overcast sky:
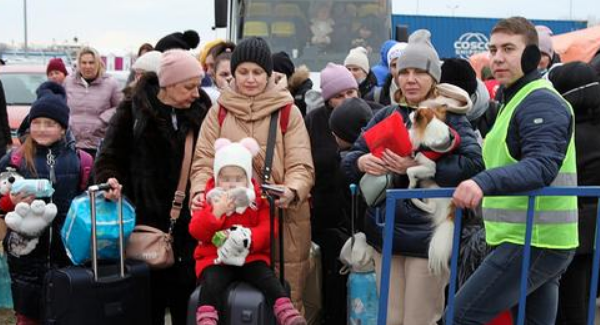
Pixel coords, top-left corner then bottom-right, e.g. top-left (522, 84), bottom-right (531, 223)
top-left (1, 0), bottom-right (598, 54)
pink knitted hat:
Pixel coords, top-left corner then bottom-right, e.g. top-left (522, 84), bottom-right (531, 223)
top-left (536, 25), bottom-right (554, 58)
top-left (320, 63), bottom-right (358, 101)
top-left (158, 50), bottom-right (205, 87)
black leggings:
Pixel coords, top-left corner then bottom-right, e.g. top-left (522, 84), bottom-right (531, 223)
top-left (198, 261), bottom-right (287, 311)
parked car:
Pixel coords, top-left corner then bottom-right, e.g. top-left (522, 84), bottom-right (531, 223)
top-left (0, 65), bottom-right (47, 145)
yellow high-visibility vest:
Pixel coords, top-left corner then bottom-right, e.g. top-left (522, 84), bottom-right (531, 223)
top-left (482, 79), bottom-right (578, 249)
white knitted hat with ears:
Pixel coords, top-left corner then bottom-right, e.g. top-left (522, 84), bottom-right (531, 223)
top-left (213, 138), bottom-right (260, 201)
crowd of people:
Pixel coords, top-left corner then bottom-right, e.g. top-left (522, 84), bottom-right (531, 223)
top-left (0, 15), bottom-right (600, 325)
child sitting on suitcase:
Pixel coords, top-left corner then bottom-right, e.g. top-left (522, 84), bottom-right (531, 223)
top-left (0, 82), bottom-right (89, 325)
top-left (189, 137), bottom-right (306, 325)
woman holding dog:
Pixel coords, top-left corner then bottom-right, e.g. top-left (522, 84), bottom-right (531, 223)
top-left (189, 37), bottom-right (314, 315)
top-left (94, 49), bottom-right (211, 325)
top-left (342, 29), bottom-right (483, 325)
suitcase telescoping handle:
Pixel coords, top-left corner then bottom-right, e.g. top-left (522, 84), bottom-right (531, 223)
top-left (88, 183), bottom-right (126, 281)
top-left (262, 186), bottom-right (285, 286)
top-left (350, 184), bottom-right (358, 244)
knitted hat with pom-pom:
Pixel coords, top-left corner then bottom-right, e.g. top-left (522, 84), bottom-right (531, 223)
top-left (397, 29), bottom-right (441, 82)
top-left (155, 30), bottom-right (200, 52)
top-left (30, 81), bottom-right (70, 128)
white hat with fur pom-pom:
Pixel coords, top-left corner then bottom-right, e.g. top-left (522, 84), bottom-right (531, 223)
top-left (213, 137), bottom-right (260, 199)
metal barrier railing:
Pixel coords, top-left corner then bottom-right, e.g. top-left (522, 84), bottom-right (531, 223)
top-left (377, 186), bottom-right (600, 325)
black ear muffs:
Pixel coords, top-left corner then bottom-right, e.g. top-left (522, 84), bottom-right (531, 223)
top-left (521, 45), bottom-right (541, 75)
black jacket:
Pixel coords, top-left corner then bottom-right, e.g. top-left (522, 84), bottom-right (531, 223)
top-left (95, 73), bottom-right (209, 265)
top-left (470, 100), bottom-right (500, 138)
top-left (304, 104), bottom-right (349, 232)
top-left (0, 80), bottom-right (10, 156)
top-left (359, 71), bottom-right (378, 100)
top-left (568, 78), bottom-right (600, 254)
top-left (364, 74), bottom-right (393, 107)
top-left (288, 66), bottom-right (313, 117)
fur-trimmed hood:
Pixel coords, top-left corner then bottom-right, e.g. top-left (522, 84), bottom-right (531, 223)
top-left (129, 72), bottom-right (209, 136)
top-left (288, 65), bottom-right (311, 93)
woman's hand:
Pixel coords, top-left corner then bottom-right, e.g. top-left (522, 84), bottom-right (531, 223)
top-left (190, 192), bottom-right (206, 212)
top-left (212, 192), bottom-right (235, 219)
top-left (357, 153), bottom-right (388, 176)
top-left (9, 191), bottom-right (35, 205)
top-left (381, 149), bottom-right (418, 174)
top-left (275, 186), bottom-right (296, 209)
top-left (104, 178), bottom-right (122, 201)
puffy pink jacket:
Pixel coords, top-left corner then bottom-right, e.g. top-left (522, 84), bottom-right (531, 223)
top-left (65, 72), bottom-right (122, 150)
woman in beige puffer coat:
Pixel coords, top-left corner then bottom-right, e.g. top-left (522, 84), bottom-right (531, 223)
top-left (189, 37), bottom-right (314, 313)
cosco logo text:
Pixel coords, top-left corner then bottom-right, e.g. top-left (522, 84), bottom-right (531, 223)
top-left (454, 32), bottom-right (489, 58)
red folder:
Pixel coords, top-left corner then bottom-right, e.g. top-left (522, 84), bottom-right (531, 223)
top-left (363, 111), bottom-right (413, 158)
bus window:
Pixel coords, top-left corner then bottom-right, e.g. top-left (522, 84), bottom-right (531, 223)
top-left (238, 0), bottom-right (391, 73)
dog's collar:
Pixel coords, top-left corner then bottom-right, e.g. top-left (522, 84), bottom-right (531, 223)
top-left (415, 128), bottom-right (460, 161)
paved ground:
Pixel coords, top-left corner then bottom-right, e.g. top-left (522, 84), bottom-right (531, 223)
top-left (0, 308), bottom-right (15, 324)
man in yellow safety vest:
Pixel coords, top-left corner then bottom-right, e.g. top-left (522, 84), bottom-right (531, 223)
top-left (449, 16), bottom-right (577, 324)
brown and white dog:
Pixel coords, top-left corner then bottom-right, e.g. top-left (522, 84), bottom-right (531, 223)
top-left (407, 105), bottom-right (460, 276)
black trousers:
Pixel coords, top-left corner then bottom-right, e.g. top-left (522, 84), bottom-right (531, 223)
top-left (556, 254), bottom-right (593, 325)
top-left (149, 259), bottom-right (197, 325)
top-left (198, 261), bottom-right (287, 311)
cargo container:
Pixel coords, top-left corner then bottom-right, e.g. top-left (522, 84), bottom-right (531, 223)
top-left (391, 14), bottom-right (587, 59)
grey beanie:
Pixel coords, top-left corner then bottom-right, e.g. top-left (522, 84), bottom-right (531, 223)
top-left (396, 29), bottom-right (441, 82)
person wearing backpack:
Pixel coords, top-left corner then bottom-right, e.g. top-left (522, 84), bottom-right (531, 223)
top-left (0, 82), bottom-right (90, 325)
top-left (189, 37), bottom-right (314, 313)
top-left (94, 50), bottom-right (210, 325)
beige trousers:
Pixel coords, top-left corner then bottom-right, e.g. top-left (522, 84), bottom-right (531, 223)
top-left (374, 251), bottom-right (449, 325)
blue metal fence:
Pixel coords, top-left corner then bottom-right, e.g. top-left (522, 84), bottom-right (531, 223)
top-left (377, 186), bottom-right (600, 325)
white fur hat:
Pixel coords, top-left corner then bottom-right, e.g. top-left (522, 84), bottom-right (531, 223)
top-left (344, 46), bottom-right (370, 73)
top-left (386, 42), bottom-right (407, 67)
top-left (132, 50), bottom-right (162, 73)
top-left (213, 138), bottom-right (260, 194)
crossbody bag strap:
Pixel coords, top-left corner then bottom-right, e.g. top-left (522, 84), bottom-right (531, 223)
top-left (170, 131), bottom-right (194, 224)
top-left (262, 109), bottom-right (280, 184)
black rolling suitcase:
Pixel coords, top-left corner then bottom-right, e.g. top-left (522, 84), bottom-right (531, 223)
top-left (186, 190), bottom-right (287, 325)
top-left (43, 184), bottom-right (151, 325)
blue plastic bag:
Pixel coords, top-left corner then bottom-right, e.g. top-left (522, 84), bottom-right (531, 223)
top-left (348, 271), bottom-right (378, 325)
top-left (61, 192), bottom-right (136, 265)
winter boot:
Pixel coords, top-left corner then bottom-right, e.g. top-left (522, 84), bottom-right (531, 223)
top-left (273, 297), bottom-right (307, 325)
top-left (196, 305), bottom-right (218, 325)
